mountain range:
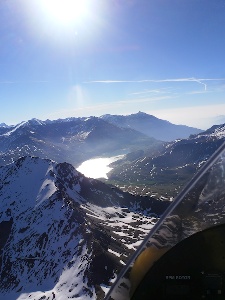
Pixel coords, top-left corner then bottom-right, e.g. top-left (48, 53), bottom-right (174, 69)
top-left (0, 156), bottom-right (168, 300)
top-left (0, 115), bottom-right (160, 167)
top-left (107, 122), bottom-right (225, 198)
top-left (0, 112), bottom-right (202, 168)
top-left (100, 111), bottom-right (202, 141)
top-left (0, 112), bottom-right (224, 299)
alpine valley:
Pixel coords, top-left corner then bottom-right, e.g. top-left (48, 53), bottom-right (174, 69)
top-left (1, 112), bottom-right (225, 300)
top-left (0, 112), bottom-right (201, 167)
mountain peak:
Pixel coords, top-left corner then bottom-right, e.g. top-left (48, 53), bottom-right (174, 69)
top-left (133, 111), bottom-right (157, 119)
top-left (101, 112), bottom-right (202, 141)
top-left (0, 122), bottom-right (9, 128)
top-left (26, 118), bottom-right (44, 126)
top-left (0, 156), bottom-right (168, 299)
top-left (137, 111), bottom-right (148, 115)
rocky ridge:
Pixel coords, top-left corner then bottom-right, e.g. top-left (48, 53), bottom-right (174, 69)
top-left (0, 156), bottom-right (169, 300)
top-left (107, 124), bottom-right (225, 198)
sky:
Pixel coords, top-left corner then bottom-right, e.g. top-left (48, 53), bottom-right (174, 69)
top-left (1, 0), bottom-right (225, 129)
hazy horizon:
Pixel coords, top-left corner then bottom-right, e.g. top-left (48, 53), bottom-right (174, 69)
top-left (2, 110), bottom-right (223, 131)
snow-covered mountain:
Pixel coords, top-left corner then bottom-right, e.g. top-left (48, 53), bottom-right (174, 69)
top-left (108, 125), bottom-right (225, 198)
top-left (196, 123), bottom-right (225, 139)
top-left (100, 111), bottom-right (202, 141)
top-left (0, 156), bottom-right (169, 300)
top-left (0, 116), bottom-right (159, 167)
top-left (0, 112), bottom-right (203, 167)
top-left (0, 114), bottom-right (224, 299)
top-left (0, 123), bottom-right (10, 128)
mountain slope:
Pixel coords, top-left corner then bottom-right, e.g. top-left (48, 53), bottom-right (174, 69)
top-left (101, 111), bottom-right (202, 141)
top-left (0, 157), bottom-right (95, 299)
top-left (107, 125), bottom-right (225, 198)
top-left (0, 117), bottom-right (159, 167)
top-left (0, 157), bottom-right (169, 300)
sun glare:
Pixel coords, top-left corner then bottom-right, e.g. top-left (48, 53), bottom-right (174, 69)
top-left (40, 0), bottom-right (88, 25)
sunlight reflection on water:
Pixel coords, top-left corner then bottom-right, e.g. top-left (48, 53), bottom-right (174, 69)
top-left (77, 155), bottom-right (124, 179)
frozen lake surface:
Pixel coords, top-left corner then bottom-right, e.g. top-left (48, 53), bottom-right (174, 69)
top-left (77, 155), bottom-right (124, 179)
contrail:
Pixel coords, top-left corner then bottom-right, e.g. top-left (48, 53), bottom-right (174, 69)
top-left (85, 77), bottom-right (225, 92)
top-left (193, 78), bottom-right (207, 91)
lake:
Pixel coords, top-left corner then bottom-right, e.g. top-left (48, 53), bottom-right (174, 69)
top-left (77, 155), bottom-right (124, 179)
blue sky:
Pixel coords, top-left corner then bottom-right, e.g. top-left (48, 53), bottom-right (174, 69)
top-left (1, 0), bottom-right (225, 129)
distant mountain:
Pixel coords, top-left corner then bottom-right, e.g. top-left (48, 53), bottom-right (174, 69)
top-left (0, 116), bottom-right (160, 167)
top-left (196, 122), bottom-right (225, 138)
top-left (108, 124), bottom-right (225, 198)
top-left (101, 111), bottom-right (202, 141)
top-left (0, 113), bottom-right (202, 168)
top-left (0, 123), bottom-right (9, 128)
top-left (0, 156), bottom-right (169, 300)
